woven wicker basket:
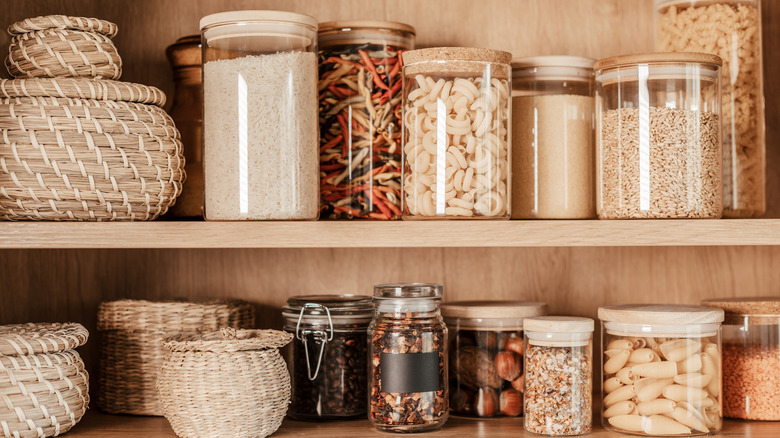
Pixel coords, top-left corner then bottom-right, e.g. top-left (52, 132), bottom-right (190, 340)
top-left (0, 77), bottom-right (185, 220)
top-left (158, 328), bottom-right (292, 438)
top-left (6, 15), bottom-right (122, 80)
top-left (0, 323), bottom-right (89, 438)
top-left (97, 299), bottom-right (255, 416)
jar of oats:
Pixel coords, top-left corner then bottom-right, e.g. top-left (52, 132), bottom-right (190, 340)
top-left (657, 0), bottom-right (765, 218)
top-left (595, 53), bottom-right (723, 219)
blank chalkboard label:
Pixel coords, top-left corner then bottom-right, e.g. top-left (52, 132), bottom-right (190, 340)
top-left (380, 352), bottom-right (439, 393)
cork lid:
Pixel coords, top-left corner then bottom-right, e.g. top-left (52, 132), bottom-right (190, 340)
top-left (442, 301), bottom-right (547, 319)
top-left (702, 297), bottom-right (780, 324)
top-left (319, 20), bottom-right (415, 35)
top-left (599, 304), bottom-right (725, 325)
top-left (594, 52), bottom-right (722, 71)
top-left (524, 316), bottom-right (594, 334)
top-left (402, 47), bottom-right (512, 66)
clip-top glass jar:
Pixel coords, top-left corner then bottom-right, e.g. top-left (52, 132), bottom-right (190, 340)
top-left (200, 11), bottom-right (319, 220)
top-left (368, 283), bottom-right (448, 432)
top-left (282, 295), bottom-right (373, 420)
top-left (511, 56), bottom-right (596, 219)
top-left (442, 301), bottom-right (547, 417)
top-left (702, 297), bottom-right (780, 420)
top-left (656, 0), bottom-right (765, 218)
top-left (318, 21), bottom-right (415, 220)
top-left (598, 304), bottom-right (725, 436)
top-left (401, 48), bottom-right (512, 219)
top-left (595, 53), bottom-right (723, 219)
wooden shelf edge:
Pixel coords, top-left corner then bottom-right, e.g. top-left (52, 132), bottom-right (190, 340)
top-left (0, 219), bottom-right (779, 249)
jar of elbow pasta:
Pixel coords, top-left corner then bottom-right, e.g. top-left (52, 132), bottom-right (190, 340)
top-left (401, 47), bottom-right (512, 219)
top-left (656, 0), bottom-right (765, 218)
top-left (598, 304), bottom-right (725, 436)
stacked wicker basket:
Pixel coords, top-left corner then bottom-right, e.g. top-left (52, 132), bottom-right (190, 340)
top-left (0, 15), bottom-right (185, 220)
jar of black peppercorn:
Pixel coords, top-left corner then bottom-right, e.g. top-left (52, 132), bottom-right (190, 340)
top-left (368, 283), bottom-right (448, 432)
top-left (282, 295), bottom-right (373, 420)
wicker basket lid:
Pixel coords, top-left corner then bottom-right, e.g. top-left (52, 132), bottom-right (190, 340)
top-left (0, 78), bottom-right (167, 106)
top-left (162, 328), bottom-right (292, 353)
top-left (0, 322), bottom-right (88, 355)
top-left (97, 299), bottom-right (254, 331)
top-left (8, 15), bottom-right (118, 37)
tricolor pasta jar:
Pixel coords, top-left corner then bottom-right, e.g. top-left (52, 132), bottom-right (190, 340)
top-left (401, 47), bottom-right (512, 219)
top-left (598, 304), bottom-right (725, 436)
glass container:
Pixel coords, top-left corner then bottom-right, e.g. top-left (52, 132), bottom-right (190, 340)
top-left (368, 283), bottom-right (448, 432)
top-left (442, 301), bottom-right (547, 417)
top-left (598, 304), bottom-right (725, 436)
top-left (318, 21), bottom-right (415, 220)
top-left (401, 47), bottom-right (512, 219)
top-left (200, 11), bottom-right (319, 220)
top-left (656, 0), bottom-right (765, 218)
top-left (282, 295), bottom-right (373, 420)
top-left (595, 52), bottom-right (723, 219)
top-left (511, 56), bottom-right (595, 219)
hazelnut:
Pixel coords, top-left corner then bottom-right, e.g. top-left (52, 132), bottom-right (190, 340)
top-left (474, 387), bottom-right (498, 417)
top-left (494, 351), bottom-right (522, 381)
top-left (511, 375), bottom-right (525, 392)
top-left (499, 388), bottom-right (523, 417)
top-left (504, 335), bottom-right (524, 355)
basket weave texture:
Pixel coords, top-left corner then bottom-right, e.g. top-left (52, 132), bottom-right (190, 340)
top-left (96, 299), bottom-right (255, 416)
top-left (6, 15), bottom-right (121, 79)
top-left (0, 323), bottom-right (89, 438)
top-left (158, 329), bottom-right (293, 438)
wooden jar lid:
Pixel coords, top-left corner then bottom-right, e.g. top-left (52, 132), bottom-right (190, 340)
top-left (524, 316), bottom-right (595, 334)
top-left (442, 301), bottom-right (547, 319)
top-left (599, 304), bottom-right (725, 325)
top-left (594, 52), bottom-right (722, 71)
top-left (402, 47), bottom-right (512, 66)
top-left (319, 20), bottom-right (415, 35)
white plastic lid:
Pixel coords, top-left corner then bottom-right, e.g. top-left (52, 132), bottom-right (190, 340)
top-left (524, 316), bottom-right (595, 334)
top-left (200, 10), bottom-right (317, 30)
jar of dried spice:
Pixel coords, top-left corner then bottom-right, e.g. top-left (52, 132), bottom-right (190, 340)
top-left (368, 283), bottom-right (448, 432)
top-left (442, 301), bottom-right (547, 417)
top-left (401, 48), bottom-right (512, 219)
top-left (595, 53), bottom-right (723, 219)
top-left (656, 0), bottom-right (765, 218)
top-left (702, 297), bottom-right (780, 421)
top-left (511, 56), bottom-right (596, 219)
top-left (318, 21), bottom-right (415, 220)
top-left (598, 304), bottom-right (724, 436)
top-left (282, 295), bottom-right (373, 420)
top-left (523, 316), bottom-right (594, 436)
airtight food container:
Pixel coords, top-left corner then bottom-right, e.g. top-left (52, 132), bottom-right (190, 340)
top-left (598, 304), bottom-right (724, 436)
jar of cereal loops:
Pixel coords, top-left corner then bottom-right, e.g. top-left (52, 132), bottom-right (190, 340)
top-left (598, 304), bottom-right (724, 436)
top-left (656, 0), bottom-right (765, 218)
top-left (401, 48), bottom-right (512, 219)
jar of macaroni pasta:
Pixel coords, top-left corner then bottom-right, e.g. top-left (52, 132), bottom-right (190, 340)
top-left (401, 47), bottom-right (512, 220)
top-left (595, 53), bottom-right (723, 219)
top-left (656, 0), bottom-right (765, 218)
top-left (200, 11), bottom-right (319, 220)
top-left (511, 56), bottom-right (595, 219)
top-left (442, 301), bottom-right (547, 417)
top-left (598, 304), bottom-right (724, 436)
top-left (702, 297), bottom-right (780, 420)
top-left (523, 316), bottom-right (594, 436)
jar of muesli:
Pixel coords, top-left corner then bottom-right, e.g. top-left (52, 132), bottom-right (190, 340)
top-left (523, 316), bottom-right (594, 436)
top-left (368, 283), bottom-right (448, 432)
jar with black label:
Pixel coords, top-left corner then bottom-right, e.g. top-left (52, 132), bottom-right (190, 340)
top-left (368, 283), bottom-right (448, 432)
top-left (282, 295), bottom-right (373, 420)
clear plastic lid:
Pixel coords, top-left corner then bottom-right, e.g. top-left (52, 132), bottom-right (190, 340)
top-left (599, 304), bottom-right (724, 337)
top-left (442, 301), bottom-right (547, 330)
top-left (373, 283), bottom-right (442, 313)
top-left (318, 20), bottom-right (415, 47)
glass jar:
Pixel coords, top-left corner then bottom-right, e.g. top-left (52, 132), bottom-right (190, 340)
top-left (401, 48), bottom-right (512, 219)
top-left (523, 316), bottom-right (594, 436)
top-left (200, 11), bottom-right (319, 220)
top-left (368, 283), bottom-right (448, 432)
top-left (165, 35), bottom-right (203, 218)
top-left (702, 297), bottom-right (780, 420)
top-left (511, 56), bottom-right (595, 219)
top-left (598, 304), bottom-right (725, 436)
top-left (442, 301), bottom-right (547, 417)
top-left (282, 295), bottom-right (373, 420)
top-left (595, 53), bottom-right (723, 219)
top-left (318, 21), bottom-right (415, 220)
top-left (656, 0), bottom-right (765, 218)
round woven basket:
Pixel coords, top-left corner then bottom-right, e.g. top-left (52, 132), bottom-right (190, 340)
top-left (96, 299), bottom-right (255, 416)
top-left (6, 15), bottom-right (122, 80)
top-left (0, 78), bottom-right (185, 221)
top-left (0, 323), bottom-right (89, 438)
top-left (158, 328), bottom-right (293, 438)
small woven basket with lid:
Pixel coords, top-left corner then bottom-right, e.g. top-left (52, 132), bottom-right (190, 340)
top-left (158, 328), bottom-right (292, 438)
top-left (6, 15), bottom-right (122, 80)
top-left (0, 323), bottom-right (90, 438)
top-left (97, 299), bottom-right (255, 416)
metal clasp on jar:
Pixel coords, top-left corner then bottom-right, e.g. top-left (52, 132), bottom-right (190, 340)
top-left (295, 303), bottom-right (334, 380)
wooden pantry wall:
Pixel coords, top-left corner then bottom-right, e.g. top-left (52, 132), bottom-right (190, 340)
top-left (1, 0), bottom-right (780, 369)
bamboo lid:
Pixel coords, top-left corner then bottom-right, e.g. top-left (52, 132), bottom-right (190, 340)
top-left (402, 47), bottom-right (512, 66)
top-left (442, 301), bottom-right (547, 319)
top-left (524, 316), bottom-right (594, 334)
top-left (702, 297), bottom-right (780, 324)
top-left (594, 52), bottom-right (722, 71)
top-left (319, 20), bottom-right (415, 35)
top-left (599, 304), bottom-right (724, 325)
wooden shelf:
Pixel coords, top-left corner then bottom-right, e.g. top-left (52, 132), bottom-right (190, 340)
top-left (0, 219), bottom-right (778, 249)
top-left (66, 412), bottom-right (778, 437)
